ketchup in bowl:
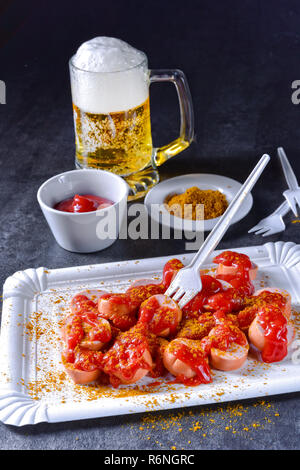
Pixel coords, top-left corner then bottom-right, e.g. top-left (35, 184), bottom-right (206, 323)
top-left (54, 194), bottom-right (114, 213)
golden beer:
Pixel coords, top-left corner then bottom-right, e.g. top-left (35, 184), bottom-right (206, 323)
top-left (69, 37), bottom-right (194, 198)
top-left (73, 97), bottom-right (152, 176)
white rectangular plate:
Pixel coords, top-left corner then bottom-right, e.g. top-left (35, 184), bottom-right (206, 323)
top-left (0, 241), bottom-right (300, 426)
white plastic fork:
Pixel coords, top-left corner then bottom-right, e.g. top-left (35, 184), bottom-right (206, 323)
top-left (277, 147), bottom-right (300, 217)
top-left (248, 200), bottom-right (290, 237)
top-left (165, 154), bottom-right (270, 309)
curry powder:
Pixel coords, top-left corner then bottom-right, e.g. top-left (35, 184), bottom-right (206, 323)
top-left (165, 186), bottom-right (228, 220)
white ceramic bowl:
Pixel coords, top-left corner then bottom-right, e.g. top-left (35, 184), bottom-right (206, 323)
top-left (37, 169), bottom-right (129, 253)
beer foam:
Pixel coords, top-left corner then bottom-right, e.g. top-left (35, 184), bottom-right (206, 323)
top-left (73, 37), bottom-right (145, 73)
top-left (70, 37), bottom-right (149, 113)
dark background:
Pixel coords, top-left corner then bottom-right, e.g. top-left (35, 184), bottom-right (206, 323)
top-left (0, 0), bottom-right (299, 450)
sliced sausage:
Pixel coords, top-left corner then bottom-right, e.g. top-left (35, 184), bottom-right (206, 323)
top-left (206, 323), bottom-right (249, 371)
top-left (112, 349), bottom-right (153, 384)
top-left (98, 293), bottom-right (135, 317)
top-left (126, 279), bottom-right (165, 307)
top-left (210, 342), bottom-right (249, 371)
top-left (62, 349), bottom-right (103, 385)
top-left (98, 293), bottom-right (137, 331)
top-left (61, 312), bottom-right (112, 351)
top-left (163, 338), bottom-right (211, 385)
top-left (162, 259), bottom-right (184, 289)
top-left (249, 314), bottom-right (295, 350)
top-left (248, 305), bottom-right (293, 363)
top-left (63, 365), bottom-right (101, 385)
top-left (102, 324), bottom-right (153, 386)
top-left (248, 315), bottom-right (265, 352)
top-left (138, 294), bottom-right (182, 337)
top-left (163, 339), bottom-right (197, 379)
top-left (216, 262), bottom-right (258, 281)
top-left (80, 317), bottom-right (112, 350)
top-left (254, 288), bottom-right (292, 319)
top-left (70, 290), bottom-right (107, 315)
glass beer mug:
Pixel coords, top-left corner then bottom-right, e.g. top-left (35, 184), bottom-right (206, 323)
top-left (69, 37), bottom-right (194, 199)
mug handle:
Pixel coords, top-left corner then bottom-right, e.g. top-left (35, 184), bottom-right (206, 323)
top-left (149, 69), bottom-right (194, 167)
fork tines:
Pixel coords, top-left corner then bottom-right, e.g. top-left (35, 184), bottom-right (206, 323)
top-left (248, 225), bottom-right (276, 237)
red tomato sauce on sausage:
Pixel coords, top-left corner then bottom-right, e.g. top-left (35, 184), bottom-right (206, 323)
top-left (98, 293), bottom-right (137, 331)
top-left (147, 335), bottom-right (168, 378)
top-left (214, 251), bottom-right (252, 278)
top-left (126, 283), bottom-right (165, 307)
top-left (63, 311), bottom-right (112, 349)
top-left (169, 341), bottom-right (212, 386)
top-left (207, 252), bottom-right (255, 312)
top-left (71, 294), bottom-right (98, 315)
top-left (182, 275), bottom-right (223, 318)
top-left (138, 296), bottom-right (179, 336)
top-left (162, 259), bottom-right (184, 288)
top-left (237, 305), bottom-right (259, 330)
top-left (201, 323), bottom-right (247, 356)
top-left (206, 287), bottom-right (245, 312)
top-left (54, 194), bottom-right (114, 213)
top-left (63, 348), bottom-right (104, 372)
top-left (237, 291), bottom-right (288, 330)
top-left (255, 291), bottom-right (287, 312)
top-left (256, 305), bottom-right (288, 363)
top-left (63, 314), bottom-right (84, 350)
top-left (102, 324), bottom-right (152, 387)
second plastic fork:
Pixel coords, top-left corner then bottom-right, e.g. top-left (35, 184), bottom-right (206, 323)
top-left (248, 200), bottom-right (290, 236)
top-left (277, 147), bottom-right (300, 217)
top-left (165, 154), bottom-right (271, 309)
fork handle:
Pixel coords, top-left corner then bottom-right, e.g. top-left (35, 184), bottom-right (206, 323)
top-left (277, 147), bottom-right (299, 191)
top-left (188, 154), bottom-right (270, 269)
top-left (272, 200), bottom-right (290, 216)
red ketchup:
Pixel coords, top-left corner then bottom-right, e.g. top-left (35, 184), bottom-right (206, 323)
top-left (214, 251), bottom-right (252, 276)
top-left (182, 275), bottom-right (223, 318)
top-left (61, 312), bottom-right (105, 372)
top-left (201, 322), bottom-right (247, 356)
top-left (63, 311), bottom-right (111, 350)
top-left (207, 251), bottom-right (255, 312)
top-left (256, 305), bottom-right (288, 363)
top-left (126, 283), bottom-right (165, 308)
top-left (71, 294), bottom-right (98, 315)
top-left (138, 295), bottom-right (179, 336)
top-left (102, 323), bottom-right (152, 388)
top-left (170, 341), bottom-right (212, 386)
top-left (63, 348), bottom-right (103, 372)
top-left (54, 194), bottom-right (114, 213)
top-left (162, 259), bottom-right (184, 288)
top-left (147, 335), bottom-right (168, 379)
top-left (98, 293), bottom-right (137, 331)
top-left (237, 291), bottom-right (287, 331)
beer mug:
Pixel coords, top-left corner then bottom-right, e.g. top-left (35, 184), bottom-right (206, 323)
top-left (69, 37), bottom-right (194, 199)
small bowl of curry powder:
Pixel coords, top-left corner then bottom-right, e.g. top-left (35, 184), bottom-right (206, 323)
top-left (165, 186), bottom-right (228, 221)
top-left (144, 173), bottom-right (253, 232)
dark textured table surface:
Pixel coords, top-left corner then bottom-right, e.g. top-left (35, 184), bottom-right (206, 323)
top-left (0, 0), bottom-right (300, 450)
